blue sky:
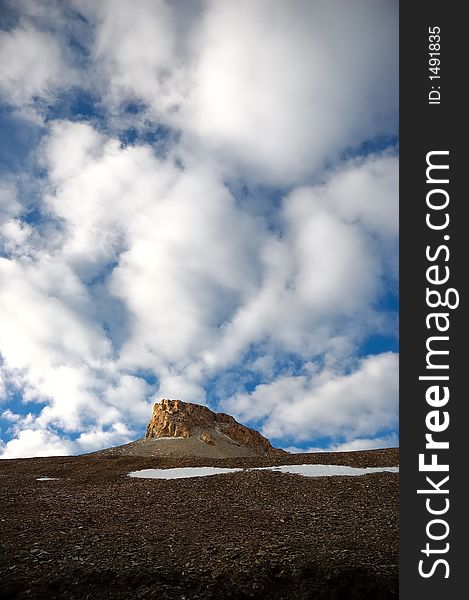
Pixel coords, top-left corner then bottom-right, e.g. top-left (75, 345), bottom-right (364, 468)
top-left (0, 0), bottom-right (398, 458)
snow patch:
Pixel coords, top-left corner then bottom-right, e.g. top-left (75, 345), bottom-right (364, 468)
top-left (36, 477), bottom-right (59, 481)
top-left (128, 464), bottom-right (398, 480)
top-left (129, 467), bottom-right (243, 479)
top-left (255, 464), bottom-right (399, 477)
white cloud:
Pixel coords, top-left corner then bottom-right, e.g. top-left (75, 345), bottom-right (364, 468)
top-left (109, 165), bottom-right (262, 367)
top-left (286, 433), bottom-right (399, 453)
top-left (0, 182), bottom-right (22, 222)
top-left (0, 253), bottom-right (135, 433)
top-left (41, 121), bottom-right (263, 363)
top-left (1, 409), bottom-right (19, 421)
top-left (179, 0), bottom-right (397, 183)
top-left (0, 427), bottom-right (73, 459)
top-left (205, 155), bottom-right (398, 369)
top-left (75, 0), bottom-right (397, 184)
top-left (222, 353), bottom-right (398, 444)
top-left (282, 154), bottom-right (398, 313)
top-left (324, 434), bottom-right (399, 452)
top-left (0, 23), bottom-right (70, 106)
top-left (0, 182), bottom-right (33, 255)
top-left (0, 419), bottom-right (135, 458)
top-left (73, 422), bottom-right (134, 453)
top-left (0, 256), bottom-right (110, 371)
top-left (84, 0), bottom-right (182, 113)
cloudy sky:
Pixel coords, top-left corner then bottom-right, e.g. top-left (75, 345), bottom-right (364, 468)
top-left (0, 0), bottom-right (398, 458)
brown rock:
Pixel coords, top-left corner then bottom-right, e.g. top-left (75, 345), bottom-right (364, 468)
top-left (199, 432), bottom-right (215, 446)
top-left (145, 399), bottom-right (284, 456)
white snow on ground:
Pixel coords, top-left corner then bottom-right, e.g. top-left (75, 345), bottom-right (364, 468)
top-left (128, 467), bottom-right (244, 479)
top-left (254, 464), bottom-right (399, 477)
top-left (151, 437), bottom-right (185, 441)
top-left (36, 477), bottom-right (59, 481)
top-left (128, 464), bottom-right (398, 480)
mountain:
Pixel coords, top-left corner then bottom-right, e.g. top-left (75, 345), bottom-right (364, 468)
top-left (99, 399), bottom-right (286, 459)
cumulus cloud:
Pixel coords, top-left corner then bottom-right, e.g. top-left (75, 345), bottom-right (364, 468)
top-left (0, 1), bottom-right (398, 457)
top-left (83, 0), bottom-right (182, 111)
top-left (286, 433), bottom-right (399, 454)
top-left (0, 427), bottom-right (73, 459)
top-left (179, 0), bottom-right (397, 183)
top-left (0, 182), bottom-right (32, 255)
top-left (75, 0), bottom-right (397, 184)
top-left (41, 121), bottom-right (263, 361)
top-left (0, 182), bottom-right (21, 222)
top-left (222, 353), bottom-right (398, 444)
top-left (0, 420), bottom-right (134, 458)
top-left (206, 154), bottom-right (398, 371)
top-left (0, 249), bottom-right (156, 436)
top-left (73, 422), bottom-right (135, 453)
top-left (0, 23), bottom-right (71, 106)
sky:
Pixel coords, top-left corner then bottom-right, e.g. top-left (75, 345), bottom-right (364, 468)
top-left (0, 0), bottom-right (398, 458)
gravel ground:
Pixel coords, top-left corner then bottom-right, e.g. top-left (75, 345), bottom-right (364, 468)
top-left (0, 448), bottom-right (399, 600)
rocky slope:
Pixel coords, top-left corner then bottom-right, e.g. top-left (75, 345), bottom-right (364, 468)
top-left (0, 448), bottom-right (399, 600)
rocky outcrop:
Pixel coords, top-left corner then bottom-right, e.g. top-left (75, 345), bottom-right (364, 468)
top-left (199, 432), bottom-right (215, 445)
top-left (145, 399), bottom-right (284, 456)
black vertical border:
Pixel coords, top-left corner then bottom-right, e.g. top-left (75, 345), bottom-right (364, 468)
top-left (400, 2), bottom-right (465, 598)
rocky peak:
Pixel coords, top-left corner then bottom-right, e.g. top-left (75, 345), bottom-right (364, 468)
top-left (145, 399), bottom-right (283, 456)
